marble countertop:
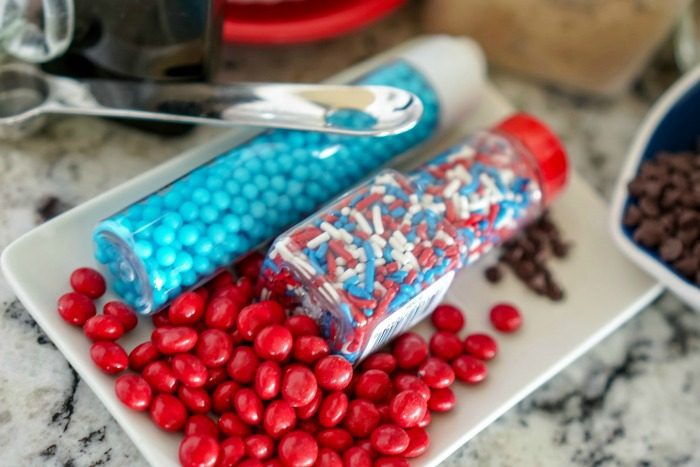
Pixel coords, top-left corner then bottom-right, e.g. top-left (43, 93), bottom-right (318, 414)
top-left (2, 6), bottom-right (700, 467)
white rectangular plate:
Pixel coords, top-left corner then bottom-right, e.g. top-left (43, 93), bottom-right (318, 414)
top-left (2, 84), bottom-right (661, 467)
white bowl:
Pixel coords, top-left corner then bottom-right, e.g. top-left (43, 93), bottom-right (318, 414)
top-left (611, 65), bottom-right (700, 307)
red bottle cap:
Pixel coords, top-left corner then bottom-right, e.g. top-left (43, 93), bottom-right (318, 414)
top-left (495, 113), bottom-right (569, 205)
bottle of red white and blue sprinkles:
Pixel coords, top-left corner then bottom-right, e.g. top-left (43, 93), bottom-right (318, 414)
top-left (91, 37), bottom-right (486, 315)
top-left (260, 114), bottom-right (569, 362)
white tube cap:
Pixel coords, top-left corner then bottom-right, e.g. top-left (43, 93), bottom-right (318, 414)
top-left (399, 35), bottom-right (487, 131)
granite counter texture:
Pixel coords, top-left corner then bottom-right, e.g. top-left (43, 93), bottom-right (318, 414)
top-left (1, 5), bottom-right (699, 467)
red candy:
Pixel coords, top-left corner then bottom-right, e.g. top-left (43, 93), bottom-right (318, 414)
top-left (263, 400), bottom-right (296, 439)
top-left (318, 391), bottom-right (348, 428)
top-left (150, 393), bottom-right (187, 432)
top-left (314, 355), bottom-right (353, 391)
top-left (83, 315), bottom-right (124, 341)
top-left (152, 326), bottom-right (198, 354)
top-left (143, 360), bottom-right (179, 393)
top-left (179, 435), bottom-right (220, 467)
top-left (284, 315), bottom-right (320, 337)
top-left (195, 329), bottom-right (233, 367)
top-left (374, 457), bottom-right (409, 467)
top-left (389, 390), bottom-right (427, 428)
top-left (296, 389), bottom-right (322, 420)
top-left (417, 357), bottom-right (455, 389)
top-left (129, 342), bottom-right (161, 372)
top-left (219, 412), bottom-right (253, 437)
top-left (70, 267), bottom-right (106, 299)
top-left (254, 325), bottom-right (293, 362)
top-left (114, 374), bottom-right (152, 411)
top-left (343, 447), bottom-right (373, 467)
top-left (237, 301), bottom-right (284, 340)
top-left (185, 415), bottom-right (219, 438)
top-left (344, 399), bottom-right (380, 438)
top-left (370, 424), bottom-right (409, 456)
top-left (171, 353), bottom-right (208, 388)
top-left (212, 381), bottom-right (240, 414)
top-left (278, 431), bottom-right (318, 467)
top-left (452, 354), bottom-right (488, 384)
top-left (227, 346), bottom-right (260, 384)
top-left (205, 298), bottom-right (239, 331)
top-left (403, 427), bottom-right (430, 458)
top-left (219, 437), bottom-right (246, 467)
top-left (392, 374), bottom-right (430, 401)
top-left (233, 388), bottom-right (264, 425)
top-left (427, 387), bottom-right (456, 412)
top-left (152, 310), bottom-right (171, 328)
top-left (489, 303), bottom-right (522, 333)
top-left (354, 370), bottom-right (392, 402)
top-left (245, 434), bottom-right (275, 460)
top-left (292, 335), bottom-right (330, 365)
top-left (281, 364), bottom-right (318, 408)
top-left (255, 361), bottom-right (282, 400)
top-left (392, 333), bottom-right (428, 370)
top-left (178, 386), bottom-right (212, 414)
top-left (431, 304), bottom-right (465, 333)
top-left (90, 341), bottom-right (127, 374)
top-left (361, 352), bottom-right (397, 374)
top-left (316, 448), bottom-right (343, 467)
top-left (103, 301), bottom-right (138, 331)
top-left (57, 292), bottom-right (96, 326)
top-left (205, 366), bottom-right (229, 390)
top-left (169, 291), bottom-right (206, 325)
top-left (463, 333), bottom-right (498, 360)
top-left (317, 428), bottom-right (353, 452)
top-left (429, 331), bottom-right (463, 361)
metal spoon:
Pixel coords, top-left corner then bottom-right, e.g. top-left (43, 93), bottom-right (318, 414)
top-left (0, 63), bottom-right (423, 140)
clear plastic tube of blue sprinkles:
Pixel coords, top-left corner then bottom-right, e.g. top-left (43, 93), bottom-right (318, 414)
top-left (92, 36), bottom-right (486, 315)
top-left (260, 114), bottom-right (569, 362)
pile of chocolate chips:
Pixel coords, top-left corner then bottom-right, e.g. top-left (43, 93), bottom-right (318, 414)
top-left (623, 150), bottom-right (700, 283)
top-left (484, 211), bottom-right (570, 301)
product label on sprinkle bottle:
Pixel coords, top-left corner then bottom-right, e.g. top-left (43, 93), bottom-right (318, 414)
top-left (358, 271), bottom-right (455, 362)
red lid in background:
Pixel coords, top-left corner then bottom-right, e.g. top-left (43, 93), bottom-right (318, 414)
top-left (224, 0), bottom-right (406, 44)
top-left (495, 113), bottom-right (569, 205)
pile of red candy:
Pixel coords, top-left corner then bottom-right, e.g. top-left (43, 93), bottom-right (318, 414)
top-left (56, 257), bottom-right (521, 467)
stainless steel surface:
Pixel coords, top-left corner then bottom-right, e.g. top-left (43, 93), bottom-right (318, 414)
top-left (0, 64), bottom-right (423, 139)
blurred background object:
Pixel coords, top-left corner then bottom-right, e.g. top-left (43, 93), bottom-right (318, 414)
top-left (422, 0), bottom-right (691, 96)
top-left (0, 0), bottom-right (223, 80)
top-left (675, 0), bottom-right (700, 72)
top-left (223, 0), bottom-right (405, 44)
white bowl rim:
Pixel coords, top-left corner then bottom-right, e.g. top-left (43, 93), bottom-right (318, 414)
top-left (610, 64), bottom-right (700, 308)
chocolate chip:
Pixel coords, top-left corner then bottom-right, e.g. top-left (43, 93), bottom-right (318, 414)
top-left (660, 238), bottom-right (684, 262)
top-left (485, 210), bottom-right (570, 302)
top-left (674, 255), bottom-right (699, 278)
top-left (623, 204), bottom-right (643, 228)
top-left (660, 188), bottom-right (681, 209)
top-left (678, 210), bottom-right (700, 229)
top-left (678, 228), bottom-right (699, 245)
top-left (633, 220), bottom-right (664, 247)
top-left (627, 179), bottom-right (646, 198)
top-left (639, 197), bottom-right (660, 218)
top-left (484, 265), bottom-right (502, 283)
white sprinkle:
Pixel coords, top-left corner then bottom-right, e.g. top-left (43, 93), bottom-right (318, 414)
top-left (370, 185), bottom-right (386, 194)
top-left (422, 240), bottom-right (431, 247)
top-left (375, 258), bottom-right (386, 266)
top-left (356, 263), bottom-right (366, 272)
top-left (389, 237), bottom-right (404, 252)
top-left (307, 232), bottom-right (330, 249)
top-left (340, 230), bottom-right (354, 244)
top-left (337, 258), bottom-right (347, 266)
top-left (405, 242), bottom-right (415, 251)
top-left (374, 281), bottom-right (387, 294)
top-left (394, 231), bottom-right (408, 245)
top-left (382, 195), bottom-right (396, 203)
top-left (358, 248), bottom-right (367, 262)
top-left (372, 205), bottom-right (384, 235)
top-left (335, 266), bottom-right (344, 276)
top-left (341, 207), bottom-right (351, 216)
top-left (370, 234), bottom-right (387, 248)
top-left (321, 221), bottom-right (342, 239)
top-left (353, 211), bottom-right (373, 235)
top-left (292, 257), bottom-right (316, 277)
top-left (443, 179), bottom-right (461, 198)
top-left (338, 269), bottom-right (356, 282)
top-left (391, 250), bottom-right (405, 263)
